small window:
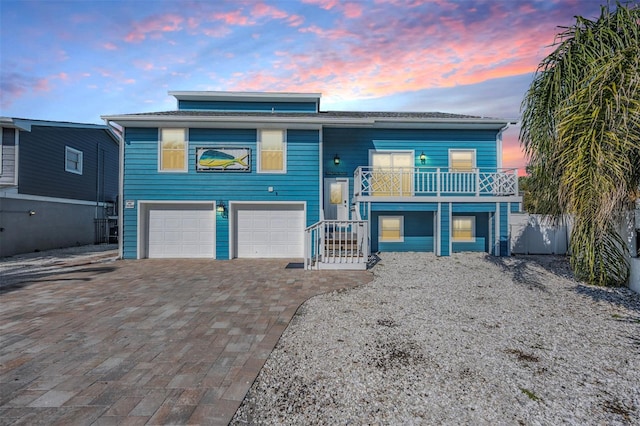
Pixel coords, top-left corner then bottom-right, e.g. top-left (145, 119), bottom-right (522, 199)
top-left (160, 128), bottom-right (187, 172)
top-left (449, 149), bottom-right (475, 171)
top-left (379, 216), bottom-right (404, 242)
top-left (452, 216), bottom-right (476, 242)
top-left (258, 129), bottom-right (286, 173)
top-left (65, 146), bottom-right (83, 175)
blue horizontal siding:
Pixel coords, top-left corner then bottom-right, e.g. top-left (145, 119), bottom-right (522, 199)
top-left (122, 127), bottom-right (320, 259)
top-left (379, 236), bottom-right (434, 252)
top-left (500, 202), bottom-right (509, 256)
top-left (440, 203), bottom-right (450, 256)
top-left (453, 237), bottom-right (486, 252)
top-left (323, 127), bottom-right (498, 177)
top-left (18, 126), bottom-right (118, 202)
top-left (178, 100), bottom-right (317, 113)
top-left (452, 203), bottom-right (496, 213)
top-left (371, 211), bottom-right (433, 252)
top-left (217, 214), bottom-right (229, 260)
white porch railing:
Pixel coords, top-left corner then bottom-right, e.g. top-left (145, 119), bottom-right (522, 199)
top-left (354, 167), bottom-right (519, 197)
top-left (304, 220), bottom-right (369, 270)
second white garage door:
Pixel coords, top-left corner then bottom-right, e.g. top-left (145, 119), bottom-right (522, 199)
top-left (236, 204), bottom-right (305, 258)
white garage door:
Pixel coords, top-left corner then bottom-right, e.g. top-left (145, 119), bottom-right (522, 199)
top-left (236, 204), bottom-right (305, 258)
top-left (148, 205), bottom-right (215, 258)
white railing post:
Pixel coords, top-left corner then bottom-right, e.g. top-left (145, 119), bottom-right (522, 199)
top-left (476, 168), bottom-right (480, 196)
top-left (513, 169), bottom-right (519, 196)
top-left (436, 168), bottom-right (441, 196)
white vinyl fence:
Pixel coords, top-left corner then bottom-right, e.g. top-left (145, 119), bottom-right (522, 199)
top-left (510, 214), bottom-right (570, 255)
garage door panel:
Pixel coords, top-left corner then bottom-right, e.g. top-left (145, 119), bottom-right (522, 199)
top-left (236, 204), bottom-right (304, 258)
top-left (147, 205), bottom-right (215, 259)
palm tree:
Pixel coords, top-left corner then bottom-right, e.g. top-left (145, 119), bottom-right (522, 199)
top-left (520, 2), bottom-right (640, 286)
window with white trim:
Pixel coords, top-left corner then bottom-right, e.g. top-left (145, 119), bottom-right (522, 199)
top-left (452, 216), bottom-right (476, 242)
top-left (379, 216), bottom-right (404, 242)
top-left (65, 146), bottom-right (83, 175)
top-left (449, 149), bottom-right (475, 171)
top-left (159, 128), bottom-right (187, 172)
top-left (258, 129), bottom-right (286, 173)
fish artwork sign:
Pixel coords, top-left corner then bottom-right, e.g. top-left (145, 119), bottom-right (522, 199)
top-left (196, 147), bottom-right (251, 172)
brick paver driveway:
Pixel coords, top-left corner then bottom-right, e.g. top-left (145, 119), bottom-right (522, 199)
top-left (0, 257), bottom-right (371, 425)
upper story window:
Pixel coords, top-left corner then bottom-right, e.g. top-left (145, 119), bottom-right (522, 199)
top-left (258, 129), bottom-right (286, 173)
top-left (65, 146), bottom-right (83, 175)
top-left (449, 149), bottom-right (476, 171)
top-left (160, 128), bottom-right (187, 172)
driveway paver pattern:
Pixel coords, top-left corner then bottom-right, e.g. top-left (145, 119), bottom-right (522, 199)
top-left (0, 257), bottom-right (371, 425)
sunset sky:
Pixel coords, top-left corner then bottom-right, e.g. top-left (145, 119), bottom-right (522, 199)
top-left (1, 0), bottom-right (605, 172)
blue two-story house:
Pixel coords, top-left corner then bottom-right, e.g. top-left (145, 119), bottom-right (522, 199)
top-left (102, 91), bottom-right (520, 269)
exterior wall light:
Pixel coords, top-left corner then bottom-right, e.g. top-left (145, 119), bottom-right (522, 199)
top-left (216, 201), bottom-right (226, 213)
top-left (28, 210), bottom-right (36, 216)
top-left (419, 152), bottom-right (426, 165)
top-left (334, 154), bottom-right (340, 166)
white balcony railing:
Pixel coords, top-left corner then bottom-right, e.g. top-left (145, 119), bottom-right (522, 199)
top-left (354, 167), bottom-right (519, 198)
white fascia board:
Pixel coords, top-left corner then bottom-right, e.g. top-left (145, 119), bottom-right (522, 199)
top-left (169, 91), bottom-right (322, 103)
top-left (370, 118), bottom-right (517, 131)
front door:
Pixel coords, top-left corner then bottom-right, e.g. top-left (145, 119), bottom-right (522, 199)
top-left (325, 178), bottom-right (349, 221)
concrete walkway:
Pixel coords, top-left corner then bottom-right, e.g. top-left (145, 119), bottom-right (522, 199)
top-left (0, 250), bottom-right (371, 425)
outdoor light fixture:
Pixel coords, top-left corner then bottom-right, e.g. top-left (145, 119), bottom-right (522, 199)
top-left (334, 154), bottom-right (340, 166)
top-left (28, 210), bottom-right (36, 216)
top-left (419, 152), bottom-right (426, 165)
top-left (216, 201), bottom-right (226, 213)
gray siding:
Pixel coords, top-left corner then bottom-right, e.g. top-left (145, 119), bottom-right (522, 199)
top-left (0, 197), bottom-right (100, 257)
top-left (18, 126), bottom-right (119, 202)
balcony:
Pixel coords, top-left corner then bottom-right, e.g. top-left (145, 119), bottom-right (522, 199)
top-left (354, 167), bottom-right (519, 199)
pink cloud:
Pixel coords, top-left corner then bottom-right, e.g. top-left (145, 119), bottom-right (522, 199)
top-left (302, 0), bottom-right (339, 10)
top-left (124, 13), bottom-right (184, 43)
top-left (35, 78), bottom-right (51, 92)
top-left (252, 3), bottom-right (288, 20)
top-left (287, 14), bottom-right (305, 27)
top-left (343, 3), bottom-right (363, 18)
top-left (103, 42), bottom-right (118, 50)
top-left (203, 26), bottom-right (232, 38)
top-left (213, 10), bottom-right (252, 26)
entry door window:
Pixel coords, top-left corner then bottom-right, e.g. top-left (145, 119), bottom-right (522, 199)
top-left (371, 151), bottom-right (413, 196)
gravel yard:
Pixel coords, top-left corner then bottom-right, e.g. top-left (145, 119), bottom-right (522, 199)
top-left (232, 252), bottom-right (640, 425)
